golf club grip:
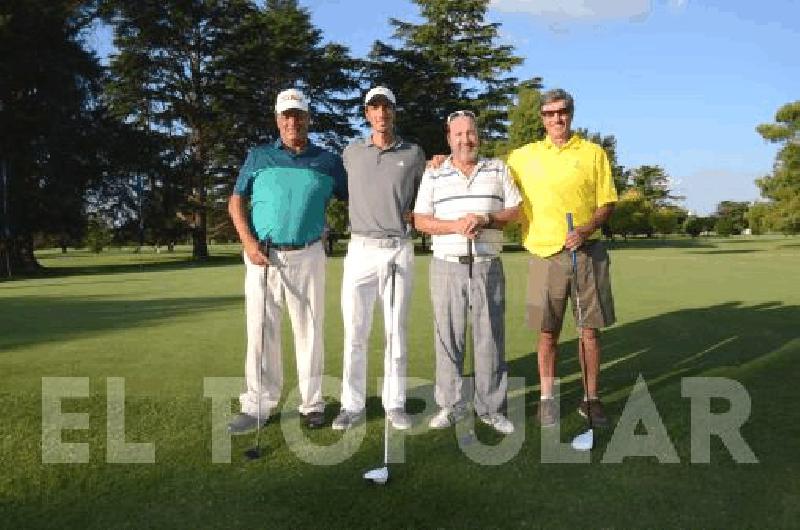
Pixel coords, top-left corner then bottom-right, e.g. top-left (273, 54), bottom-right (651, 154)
top-left (467, 238), bottom-right (473, 279)
top-left (390, 263), bottom-right (396, 307)
top-left (566, 213), bottom-right (577, 271)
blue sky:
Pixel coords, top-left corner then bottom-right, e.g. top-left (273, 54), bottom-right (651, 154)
top-left (89, 0), bottom-right (800, 214)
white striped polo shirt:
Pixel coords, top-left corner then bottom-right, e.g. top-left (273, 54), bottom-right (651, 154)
top-left (414, 156), bottom-right (522, 258)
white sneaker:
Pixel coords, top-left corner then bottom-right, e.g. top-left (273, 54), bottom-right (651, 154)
top-left (429, 408), bottom-right (453, 429)
top-left (479, 413), bottom-right (515, 434)
top-left (428, 407), bottom-right (466, 429)
top-left (387, 408), bottom-right (412, 430)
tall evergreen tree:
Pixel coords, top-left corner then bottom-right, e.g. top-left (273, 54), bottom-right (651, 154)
top-left (101, 0), bottom-right (359, 258)
top-left (0, 0), bottom-right (107, 273)
top-left (754, 100), bottom-right (800, 234)
top-left (364, 0), bottom-right (523, 156)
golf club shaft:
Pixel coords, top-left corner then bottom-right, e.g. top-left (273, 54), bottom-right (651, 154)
top-left (385, 262), bottom-right (397, 466)
top-left (255, 240), bottom-right (270, 454)
top-left (566, 214), bottom-right (592, 430)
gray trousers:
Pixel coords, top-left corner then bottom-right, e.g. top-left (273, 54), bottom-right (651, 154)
top-left (429, 257), bottom-right (508, 417)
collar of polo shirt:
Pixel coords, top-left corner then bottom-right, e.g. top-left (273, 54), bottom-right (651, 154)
top-left (544, 134), bottom-right (581, 150)
top-left (366, 135), bottom-right (402, 150)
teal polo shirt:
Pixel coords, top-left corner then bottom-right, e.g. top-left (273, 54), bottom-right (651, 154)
top-left (234, 139), bottom-right (347, 245)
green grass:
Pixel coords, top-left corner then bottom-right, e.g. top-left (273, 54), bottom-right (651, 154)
top-left (1, 236), bottom-right (799, 528)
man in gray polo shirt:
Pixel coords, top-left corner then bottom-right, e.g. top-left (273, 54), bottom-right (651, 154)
top-left (333, 86), bottom-right (426, 431)
top-left (414, 110), bottom-right (521, 434)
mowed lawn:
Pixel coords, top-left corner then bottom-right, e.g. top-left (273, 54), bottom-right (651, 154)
top-left (1, 237), bottom-right (798, 528)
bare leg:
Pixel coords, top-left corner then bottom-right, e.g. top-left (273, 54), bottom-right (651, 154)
top-left (578, 328), bottom-right (601, 399)
top-left (537, 330), bottom-right (559, 398)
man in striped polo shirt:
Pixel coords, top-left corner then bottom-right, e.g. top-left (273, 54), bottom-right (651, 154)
top-left (414, 110), bottom-right (521, 434)
top-left (227, 89), bottom-right (347, 432)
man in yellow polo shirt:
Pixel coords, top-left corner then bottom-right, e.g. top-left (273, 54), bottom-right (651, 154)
top-left (507, 88), bottom-right (617, 428)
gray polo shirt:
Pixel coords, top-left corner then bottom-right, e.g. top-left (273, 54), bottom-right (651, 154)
top-left (343, 136), bottom-right (426, 238)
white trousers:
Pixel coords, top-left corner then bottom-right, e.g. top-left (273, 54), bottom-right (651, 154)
top-left (340, 238), bottom-right (414, 412)
top-left (240, 242), bottom-right (325, 416)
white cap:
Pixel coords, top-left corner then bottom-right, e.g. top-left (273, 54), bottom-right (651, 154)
top-left (275, 88), bottom-right (309, 114)
top-left (364, 86), bottom-right (396, 106)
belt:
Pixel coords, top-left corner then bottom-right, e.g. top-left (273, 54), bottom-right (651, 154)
top-left (437, 254), bottom-right (497, 264)
top-left (270, 237), bottom-right (320, 252)
top-left (351, 235), bottom-right (409, 249)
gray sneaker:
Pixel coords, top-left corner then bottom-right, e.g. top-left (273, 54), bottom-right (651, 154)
top-left (387, 408), bottom-right (412, 430)
top-left (227, 412), bottom-right (268, 435)
top-left (428, 407), bottom-right (467, 429)
top-left (332, 409), bottom-right (365, 431)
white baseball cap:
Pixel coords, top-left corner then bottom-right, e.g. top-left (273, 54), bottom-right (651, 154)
top-left (364, 86), bottom-right (396, 106)
top-left (275, 88), bottom-right (309, 114)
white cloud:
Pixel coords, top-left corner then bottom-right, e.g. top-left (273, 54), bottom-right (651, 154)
top-left (490, 0), bottom-right (653, 21)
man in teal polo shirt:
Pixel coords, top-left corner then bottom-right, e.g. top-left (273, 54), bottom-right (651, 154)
top-left (228, 88), bottom-right (347, 431)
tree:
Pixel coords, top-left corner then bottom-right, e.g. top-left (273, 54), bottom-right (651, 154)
top-left (102, 0), bottom-right (359, 259)
top-left (754, 100), bottom-right (800, 234)
top-left (625, 165), bottom-right (682, 207)
top-left (651, 207), bottom-right (679, 237)
top-left (324, 198), bottom-right (348, 255)
top-left (486, 80), bottom-right (545, 157)
top-left (609, 189), bottom-right (652, 239)
top-left (365, 0), bottom-right (523, 156)
top-left (0, 0), bottom-right (108, 273)
top-left (714, 200), bottom-right (750, 235)
top-left (746, 202), bottom-right (772, 235)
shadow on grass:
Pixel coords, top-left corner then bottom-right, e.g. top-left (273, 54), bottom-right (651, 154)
top-left (605, 238), bottom-right (717, 250)
top-left (509, 301), bottom-right (800, 409)
top-left (0, 253), bottom-right (244, 284)
top-left (689, 249), bottom-right (762, 254)
top-left (2, 300), bottom-right (798, 528)
top-left (0, 294), bottom-right (241, 351)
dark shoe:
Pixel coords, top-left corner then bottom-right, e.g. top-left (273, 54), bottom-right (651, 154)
top-left (302, 411), bottom-right (325, 429)
top-left (227, 412), bottom-right (268, 435)
top-left (578, 399), bottom-right (609, 427)
top-left (537, 398), bottom-right (558, 427)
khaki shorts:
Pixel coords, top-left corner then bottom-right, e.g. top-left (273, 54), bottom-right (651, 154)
top-left (526, 240), bottom-right (616, 331)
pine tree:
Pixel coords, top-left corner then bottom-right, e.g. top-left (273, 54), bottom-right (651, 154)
top-left (0, 0), bottom-right (107, 273)
top-left (364, 0), bottom-right (523, 156)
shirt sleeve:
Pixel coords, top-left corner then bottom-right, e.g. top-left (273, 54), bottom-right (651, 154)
top-left (408, 146), bottom-right (427, 211)
top-left (498, 161), bottom-right (522, 208)
top-left (595, 148), bottom-right (618, 206)
top-left (413, 168), bottom-right (436, 215)
top-left (233, 147), bottom-right (257, 196)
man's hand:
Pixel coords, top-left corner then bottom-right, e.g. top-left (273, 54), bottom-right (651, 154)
top-left (565, 225), bottom-right (593, 251)
top-left (244, 240), bottom-right (270, 266)
top-left (426, 154), bottom-right (447, 170)
top-left (459, 213), bottom-right (489, 239)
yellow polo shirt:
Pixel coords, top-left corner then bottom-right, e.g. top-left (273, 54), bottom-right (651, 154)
top-left (507, 135), bottom-right (618, 258)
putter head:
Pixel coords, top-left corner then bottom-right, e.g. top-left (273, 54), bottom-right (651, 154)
top-left (363, 466), bottom-right (389, 485)
top-left (244, 447), bottom-right (262, 460)
top-left (571, 428), bottom-right (594, 452)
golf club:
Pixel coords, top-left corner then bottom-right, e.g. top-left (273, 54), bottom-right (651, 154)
top-left (363, 261), bottom-right (397, 485)
top-left (565, 213), bottom-right (594, 452)
top-left (245, 239), bottom-right (270, 460)
top-left (458, 238), bottom-right (477, 445)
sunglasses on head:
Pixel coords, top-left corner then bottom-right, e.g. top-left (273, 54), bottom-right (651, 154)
top-left (446, 110), bottom-right (476, 124)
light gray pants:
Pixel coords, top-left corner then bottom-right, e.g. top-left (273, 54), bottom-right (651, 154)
top-left (429, 257), bottom-right (508, 417)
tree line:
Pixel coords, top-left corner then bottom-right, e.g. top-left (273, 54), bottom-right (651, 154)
top-left (1, 0), bottom-right (797, 275)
